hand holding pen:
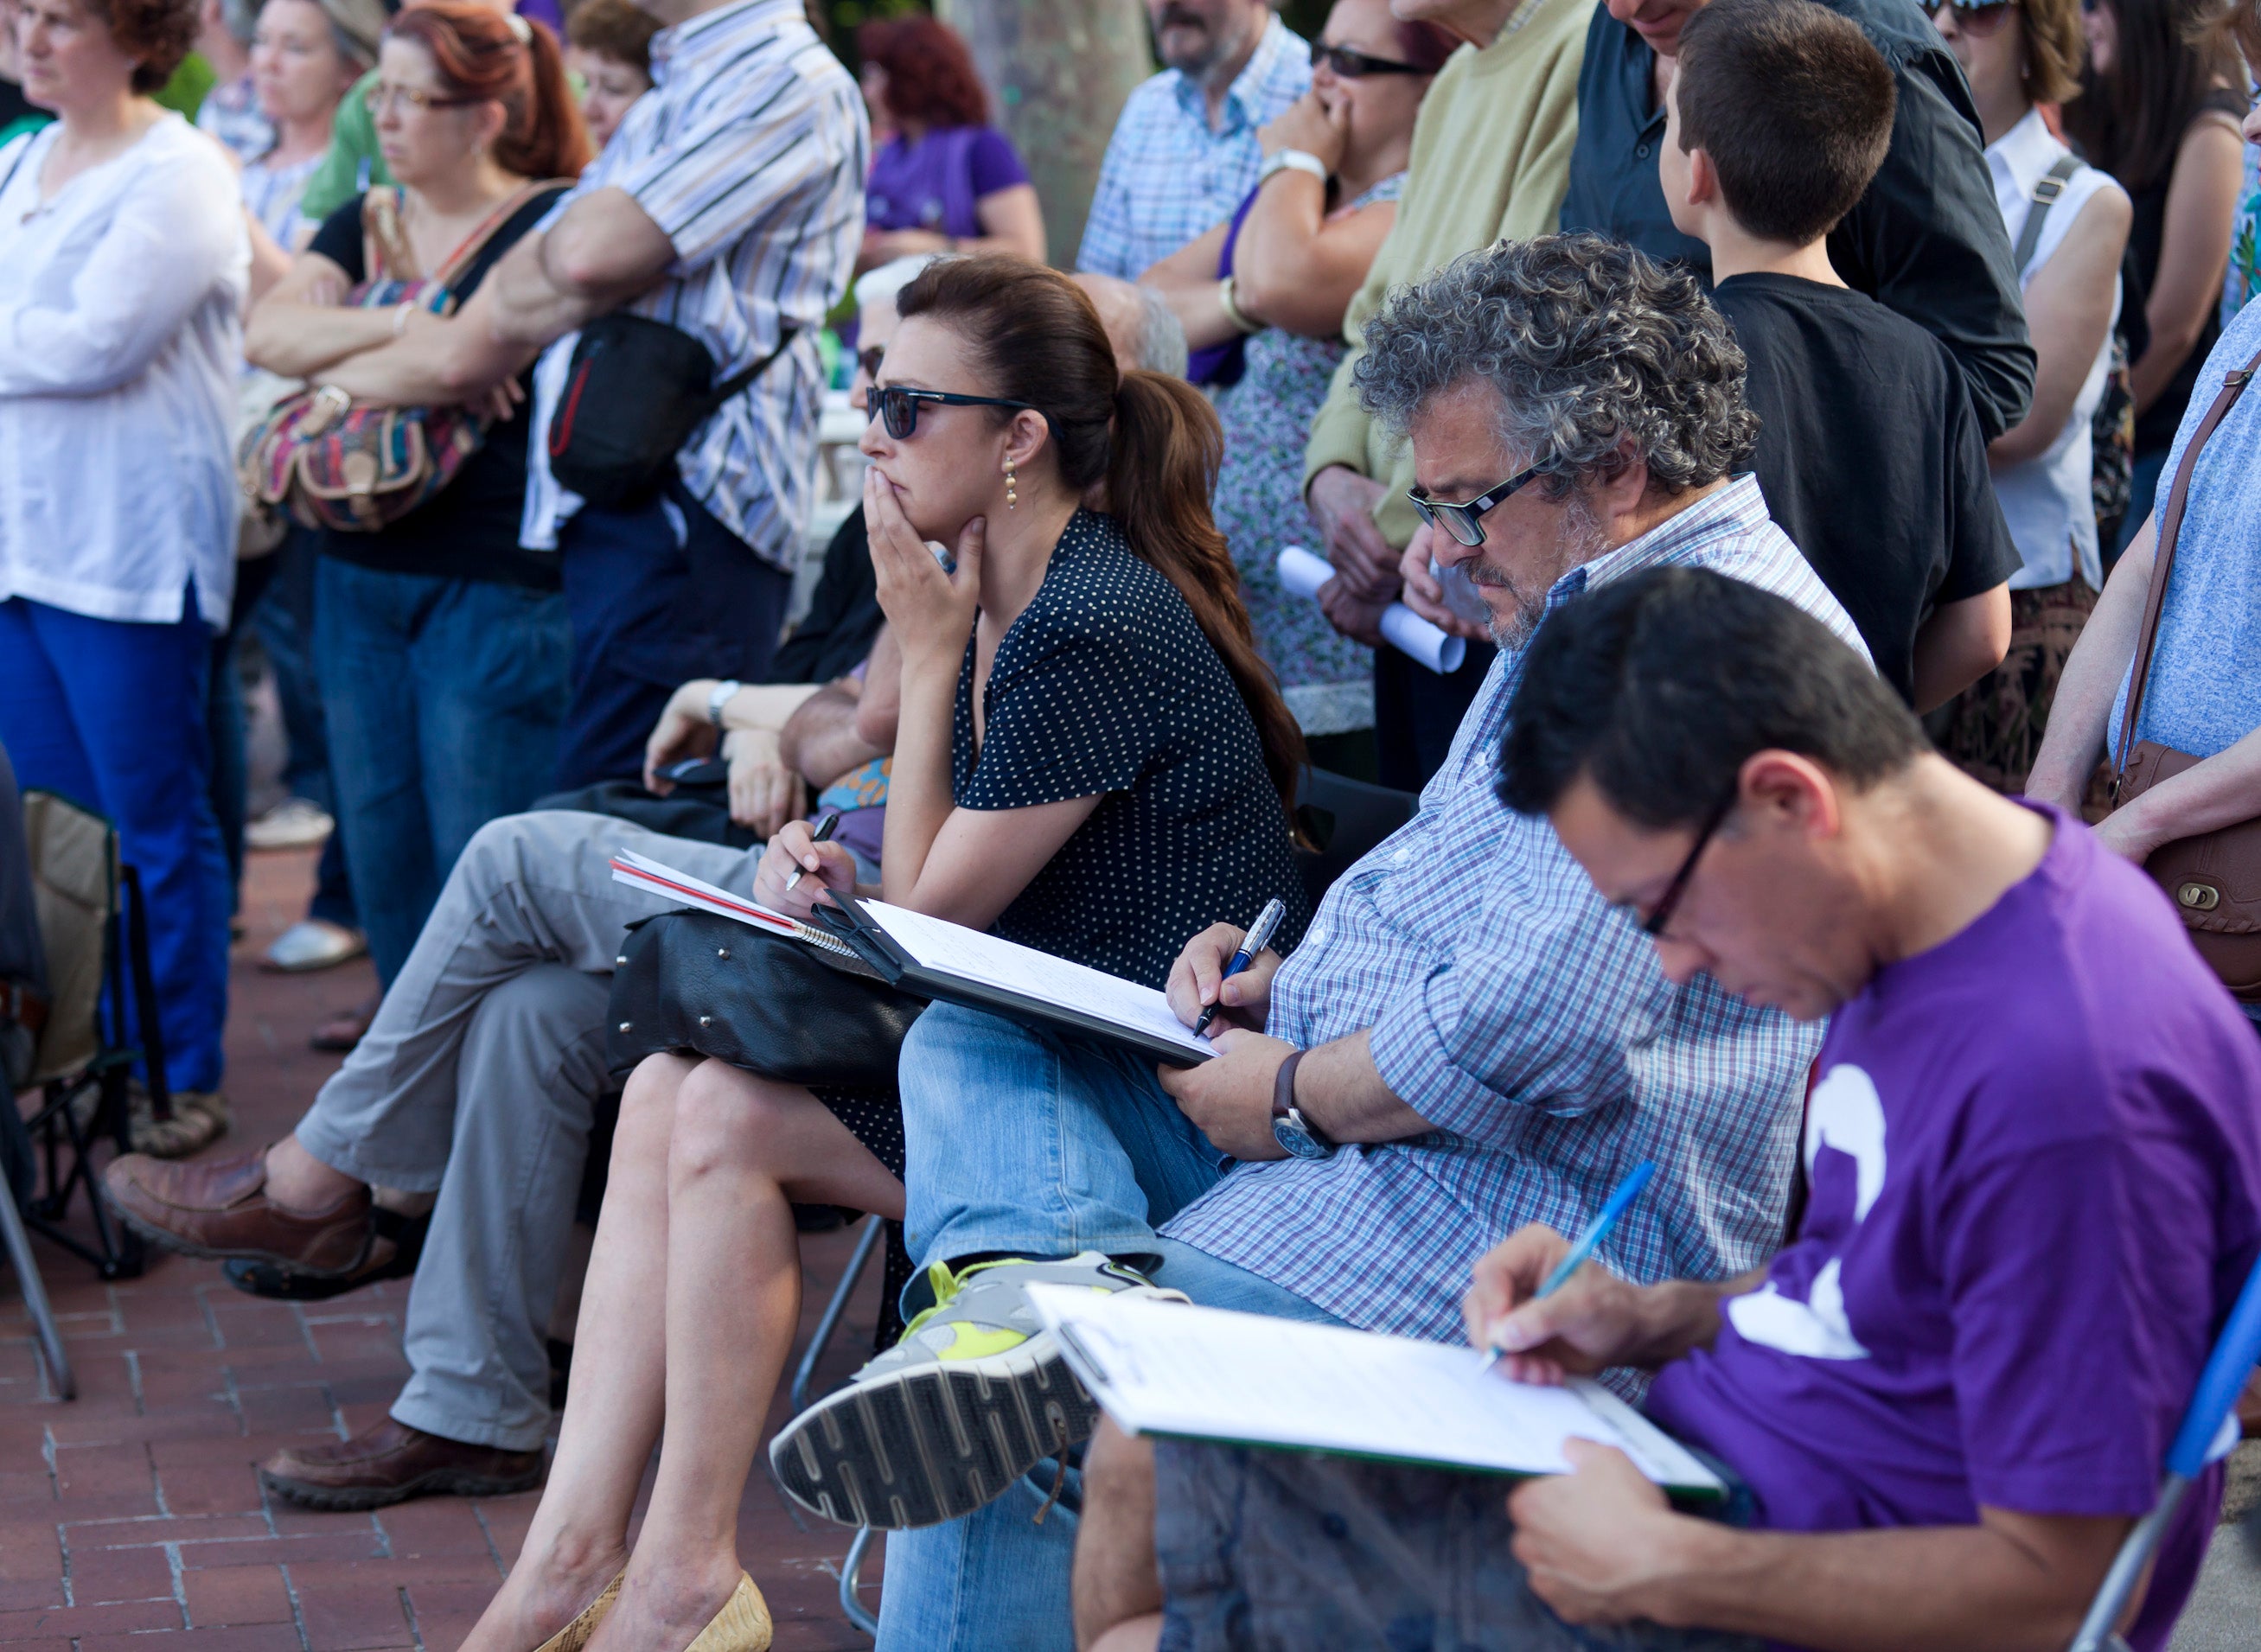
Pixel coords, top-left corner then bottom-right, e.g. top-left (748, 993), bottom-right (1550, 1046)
top-left (1477, 1161), bottom-right (1657, 1378)
top-left (1193, 897), bottom-right (1288, 1038)
top-left (783, 811), bottom-right (840, 894)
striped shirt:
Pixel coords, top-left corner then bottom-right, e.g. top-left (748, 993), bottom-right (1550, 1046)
top-left (521, 0), bottom-right (866, 568)
top-left (1074, 12), bottom-right (1312, 280)
top-left (1163, 476), bottom-right (1874, 1359)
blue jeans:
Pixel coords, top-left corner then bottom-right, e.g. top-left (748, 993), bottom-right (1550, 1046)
top-left (554, 484), bottom-right (790, 790)
top-left (880, 1004), bottom-right (1344, 1652)
top-left (313, 558), bottom-right (572, 985)
top-left (0, 596), bottom-right (231, 1091)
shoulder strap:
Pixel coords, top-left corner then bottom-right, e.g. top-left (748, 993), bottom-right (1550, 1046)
top-left (2113, 340), bottom-right (2261, 779)
top-left (431, 178), bottom-right (572, 290)
top-left (702, 323), bottom-right (803, 417)
top-left (2012, 154), bottom-right (2081, 276)
top-left (361, 187), bottom-right (415, 283)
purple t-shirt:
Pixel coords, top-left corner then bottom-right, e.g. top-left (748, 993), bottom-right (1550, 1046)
top-left (865, 125), bottom-right (1028, 240)
top-left (1646, 806), bottom-right (2261, 1652)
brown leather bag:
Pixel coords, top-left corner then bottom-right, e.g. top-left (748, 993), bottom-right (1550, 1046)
top-left (2107, 341), bottom-right (2261, 999)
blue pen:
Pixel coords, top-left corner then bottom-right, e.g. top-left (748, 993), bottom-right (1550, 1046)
top-left (1480, 1160), bottom-right (1657, 1373)
top-left (1192, 897), bottom-right (1287, 1038)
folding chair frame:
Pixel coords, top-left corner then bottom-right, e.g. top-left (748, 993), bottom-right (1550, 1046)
top-left (785, 1214), bottom-right (886, 1639)
top-left (20, 862), bottom-right (168, 1280)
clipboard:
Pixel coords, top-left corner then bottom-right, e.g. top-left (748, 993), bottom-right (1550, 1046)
top-left (814, 893), bottom-right (1215, 1068)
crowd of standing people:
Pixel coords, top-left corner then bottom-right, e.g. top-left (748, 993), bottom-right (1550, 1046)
top-left (3, 0), bottom-right (2261, 1648)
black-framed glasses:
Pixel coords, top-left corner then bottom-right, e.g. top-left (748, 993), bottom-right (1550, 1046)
top-left (855, 345), bottom-right (885, 384)
top-left (867, 384), bottom-right (1038, 441)
top-left (1310, 41), bottom-right (1428, 77)
top-left (1938, 0), bottom-right (2018, 31)
top-left (1640, 794), bottom-right (1735, 939)
top-left (1406, 462), bottom-right (1543, 548)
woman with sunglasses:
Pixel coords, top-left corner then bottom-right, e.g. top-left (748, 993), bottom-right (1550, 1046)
top-left (243, 2), bottom-right (588, 1003)
top-left (1141, 0), bottom-right (1453, 767)
top-left (453, 255), bottom-right (1309, 1652)
top-left (1928, 0), bottom-right (2131, 793)
top-left (2063, 0), bottom-right (2245, 565)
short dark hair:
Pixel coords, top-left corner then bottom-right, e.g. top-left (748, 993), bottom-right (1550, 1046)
top-left (82, 0), bottom-right (199, 94)
top-left (1497, 567), bottom-right (1926, 830)
top-left (566, 0), bottom-right (661, 78)
top-left (1674, 0), bottom-right (1896, 246)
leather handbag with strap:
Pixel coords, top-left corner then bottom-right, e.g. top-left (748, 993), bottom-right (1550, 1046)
top-left (2106, 339), bottom-right (2261, 999)
top-left (239, 181), bottom-right (564, 533)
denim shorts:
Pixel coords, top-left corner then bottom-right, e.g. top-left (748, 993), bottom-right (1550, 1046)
top-left (1154, 1440), bottom-right (1766, 1652)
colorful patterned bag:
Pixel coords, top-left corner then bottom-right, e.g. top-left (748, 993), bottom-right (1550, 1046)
top-left (238, 183), bottom-right (551, 533)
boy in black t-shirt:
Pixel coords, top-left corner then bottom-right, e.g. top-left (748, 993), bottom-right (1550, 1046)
top-left (1663, 0), bottom-right (2021, 710)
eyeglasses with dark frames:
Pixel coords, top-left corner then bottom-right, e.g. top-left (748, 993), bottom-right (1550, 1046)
top-left (867, 384), bottom-right (1041, 441)
top-left (1310, 41), bottom-right (1428, 77)
top-left (856, 345), bottom-right (885, 384)
top-left (1640, 794), bottom-right (1735, 939)
top-left (1406, 462), bottom-right (1544, 548)
top-left (1937, 0), bottom-right (2019, 33)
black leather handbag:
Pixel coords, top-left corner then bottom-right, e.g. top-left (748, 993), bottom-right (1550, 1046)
top-left (605, 907), bottom-right (925, 1086)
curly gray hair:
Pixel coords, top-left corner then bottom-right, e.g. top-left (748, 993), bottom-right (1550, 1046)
top-left (1354, 233), bottom-right (1758, 498)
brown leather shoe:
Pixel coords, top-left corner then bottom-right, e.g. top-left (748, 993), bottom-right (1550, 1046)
top-left (103, 1147), bottom-right (374, 1276)
top-left (259, 1418), bottom-right (544, 1510)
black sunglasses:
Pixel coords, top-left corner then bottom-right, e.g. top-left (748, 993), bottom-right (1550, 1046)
top-left (1407, 462), bottom-right (1544, 548)
top-left (856, 345), bottom-right (885, 383)
top-left (1641, 794), bottom-right (1735, 938)
top-left (1311, 41), bottom-right (1428, 77)
top-left (867, 384), bottom-right (1040, 441)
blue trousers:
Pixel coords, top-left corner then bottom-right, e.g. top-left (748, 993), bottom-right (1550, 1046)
top-left (553, 485), bottom-right (790, 790)
top-left (313, 558), bottom-right (572, 986)
top-left (880, 1004), bottom-right (1342, 1652)
top-left (0, 596), bottom-right (231, 1092)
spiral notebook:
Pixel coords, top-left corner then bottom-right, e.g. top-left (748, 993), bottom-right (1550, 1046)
top-left (607, 848), bottom-right (859, 960)
top-left (1028, 1287), bottom-right (1725, 1498)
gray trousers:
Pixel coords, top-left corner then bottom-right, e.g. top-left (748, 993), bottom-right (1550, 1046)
top-left (296, 809), bottom-right (758, 1451)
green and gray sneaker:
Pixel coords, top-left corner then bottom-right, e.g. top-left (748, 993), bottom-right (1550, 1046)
top-left (769, 1250), bottom-right (1183, 1529)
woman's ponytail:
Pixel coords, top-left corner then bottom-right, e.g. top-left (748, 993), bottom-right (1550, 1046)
top-left (1108, 369), bottom-right (1307, 818)
top-left (508, 17), bottom-right (591, 180)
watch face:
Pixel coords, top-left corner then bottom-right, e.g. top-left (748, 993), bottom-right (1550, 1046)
top-left (1273, 1112), bottom-right (1334, 1161)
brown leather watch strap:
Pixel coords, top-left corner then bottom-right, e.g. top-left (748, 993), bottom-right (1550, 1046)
top-left (1270, 1049), bottom-right (1306, 1122)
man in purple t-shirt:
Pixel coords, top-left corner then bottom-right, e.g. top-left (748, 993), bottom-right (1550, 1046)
top-left (1071, 565), bottom-right (2261, 1652)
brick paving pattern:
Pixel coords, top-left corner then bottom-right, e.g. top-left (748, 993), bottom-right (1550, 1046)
top-left (3, 847), bottom-right (885, 1652)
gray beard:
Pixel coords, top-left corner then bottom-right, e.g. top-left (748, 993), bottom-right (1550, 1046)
top-left (1475, 497), bottom-right (1613, 652)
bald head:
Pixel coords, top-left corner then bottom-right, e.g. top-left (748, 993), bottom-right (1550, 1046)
top-left (1074, 272), bottom-right (1191, 379)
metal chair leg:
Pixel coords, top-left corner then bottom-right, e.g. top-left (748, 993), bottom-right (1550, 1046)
top-left (790, 1214), bottom-right (885, 1413)
top-left (0, 1181), bottom-right (73, 1399)
top-left (838, 1525), bottom-right (878, 1637)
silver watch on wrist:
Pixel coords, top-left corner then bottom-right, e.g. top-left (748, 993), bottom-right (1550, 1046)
top-left (706, 679), bottom-right (742, 728)
top-left (1258, 148), bottom-right (1329, 188)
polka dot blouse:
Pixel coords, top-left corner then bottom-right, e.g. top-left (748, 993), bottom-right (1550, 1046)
top-left (953, 509), bottom-right (1309, 989)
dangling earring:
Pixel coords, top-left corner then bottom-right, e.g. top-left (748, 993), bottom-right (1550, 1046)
top-left (1004, 455), bottom-right (1018, 509)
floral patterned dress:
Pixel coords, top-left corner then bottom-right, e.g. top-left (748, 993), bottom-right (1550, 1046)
top-left (1210, 171), bottom-right (1406, 737)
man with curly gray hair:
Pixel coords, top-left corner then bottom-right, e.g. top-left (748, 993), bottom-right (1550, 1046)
top-left (1359, 233), bottom-right (1766, 653)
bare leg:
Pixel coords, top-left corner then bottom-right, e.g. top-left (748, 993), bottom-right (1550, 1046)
top-left (587, 1062), bottom-right (904, 1652)
top-left (265, 1132), bottom-right (364, 1212)
top-left (1074, 1420), bottom-right (1163, 1652)
top-left (456, 1053), bottom-right (695, 1652)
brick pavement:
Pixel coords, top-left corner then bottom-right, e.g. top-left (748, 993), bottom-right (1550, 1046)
top-left (3, 846), bottom-right (885, 1652)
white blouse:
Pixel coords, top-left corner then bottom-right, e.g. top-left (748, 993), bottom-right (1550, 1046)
top-left (1986, 107), bottom-right (2125, 593)
top-left (0, 114), bottom-right (247, 629)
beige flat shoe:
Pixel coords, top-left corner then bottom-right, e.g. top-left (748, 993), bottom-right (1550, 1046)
top-left (532, 1572), bottom-right (623, 1652)
top-left (679, 1574), bottom-right (771, 1652)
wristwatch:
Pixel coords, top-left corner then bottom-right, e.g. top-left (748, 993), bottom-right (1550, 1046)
top-left (706, 679), bottom-right (742, 729)
top-left (1270, 1049), bottom-right (1337, 1160)
top-left (1257, 148), bottom-right (1329, 188)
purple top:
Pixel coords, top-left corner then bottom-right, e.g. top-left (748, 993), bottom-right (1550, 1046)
top-left (514, 0), bottom-right (565, 36)
top-left (1185, 184), bottom-right (1261, 387)
top-left (865, 124), bottom-right (1027, 241)
top-left (1646, 807), bottom-right (2261, 1652)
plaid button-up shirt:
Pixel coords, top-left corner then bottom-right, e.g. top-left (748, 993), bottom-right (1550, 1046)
top-left (521, 0), bottom-right (866, 568)
top-left (1074, 13), bottom-right (1312, 280)
top-left (1163, 476), bottom-right (1873, 1353)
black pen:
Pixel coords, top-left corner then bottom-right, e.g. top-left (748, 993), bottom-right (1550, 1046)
top-left (1194, 897), bottom-right (1287, 1038)
top-left (784, 811), bottom-right (840, 893)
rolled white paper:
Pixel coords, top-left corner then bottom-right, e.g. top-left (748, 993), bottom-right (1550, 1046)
top-left (1276, 545), bottom-right (1466, 676)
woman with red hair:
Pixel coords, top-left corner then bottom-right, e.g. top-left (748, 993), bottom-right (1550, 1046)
top-left (856, 14), bottom-right (1044, 271)
top-left (242, 0), bottom-right (591, 994)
